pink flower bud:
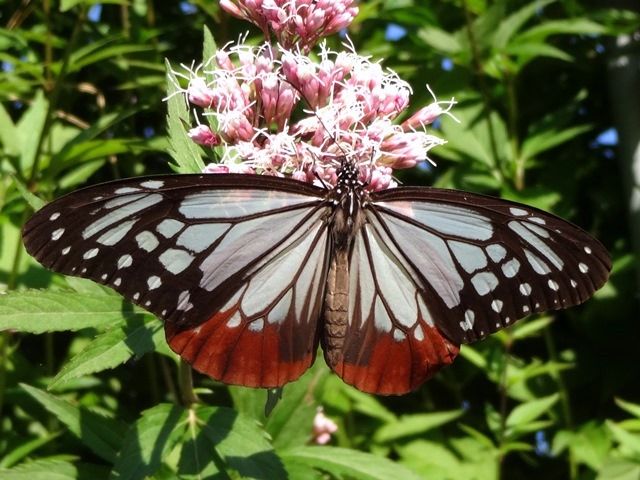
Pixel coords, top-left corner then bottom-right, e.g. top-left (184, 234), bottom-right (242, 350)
top-left (313, 407), bottom-right (338, 445)
top-left (188, 125), bottom-right (220, 147)
top-left (188, 77), bottom-right (215, 108)
top-left (402, 103), bottom-right (444, 130)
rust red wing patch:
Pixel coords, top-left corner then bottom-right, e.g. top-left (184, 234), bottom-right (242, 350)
top-left (166, 307), bottom-right (320, 388)
top-left (327, 319), bottom-right (459, 395)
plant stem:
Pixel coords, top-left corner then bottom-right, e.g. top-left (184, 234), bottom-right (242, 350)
top-left (178, 359), bottom-right (199, 407)
top-left (497, 332), bottom-right (513, 479)
top-left (462, 0), bottom-right (501, 174)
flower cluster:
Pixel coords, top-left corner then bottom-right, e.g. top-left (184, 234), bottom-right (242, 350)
top-left (220, 0), bottom-right (358, 52)
top-left (172, 0), bottom-right (455, 191)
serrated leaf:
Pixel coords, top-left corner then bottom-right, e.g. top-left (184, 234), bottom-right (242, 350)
top-left (165, 59), bottom-right (205, 174)
top-left (281, 446), bottom-right (422, 480)
top-left (49, 316), bottom-right (164, 389)
top-left (0, 290), bottom-right (146, 333)
top-left (21, 384), bottom-right (127, 463)
top-left (374, 410), bottom-right (463, 443)
top-left (506, 394), bottom-right (559, 428)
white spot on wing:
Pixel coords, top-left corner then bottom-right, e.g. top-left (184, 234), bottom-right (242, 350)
top-left (511, 222), bottom-right (564, 270)
top-left (97, 219), bottom-right (137, 246)
top-left (487, 244), bottom-right (507, 263)
top-left (414, 325), bottom-right (425, 341)
top-left (520, 283), bottom-right (532, 296)
top-left (114, 278), bottom-right (122, 286)
top-left (62, 246), bottom-right (71, 255)
top-left (510, 207), bottom-right (528, 216)
top-left (548, 279), bottom-right (559, 291)
top-left (529, 217), bottom-right (546, 225)
top-left (83, 248), bottom-right (99, 259)
top-left (448, 240), bottom-right (488, 273)
top-left (177, 290), bottom-right (193, 311)
top-left (248, 318), bottom-right (264, 332)
top-left (393, 329), bottom-right (406, 342)
top-left (159, 248), bottom-right (195, 275)
top-left (491, 299), bottom-right (504, 313)
top-left (267, 290), bottom-right (293, 325)
top-left (115, 187), bottom-right (141, 194)
top-left (471, 271), bottom-right (499, 296)
top-left (141, 180), bottom-right (164, 189)
top-left (227, 311), bottom-right (242, 328)
top-left (49, 212), bottom-right (60, 221)
top-left (52, 228), bottom-right (65, 241)
top-left (117, 254), bottom-right (133, 269)
top-left (136, 231), bottom-right (160, 252)
top-left (147, 276), bottom-right (162, 290)
top-left (579, 262), bottom-right (589, 273)
top-left (524, 249), bottom-right (551, 275)
top-left (374, 296), bottom-right (393, 333)
top-left (157, 219), bottom-right (184, 238)
top-left (584, 246), bottom-right (592, 254)
top-left (83, 194), bottom-right (162, 239)
top-left (501, 258), bottom-right (521, 278)
top-left (570, 279), bottom-right (578, 288)
top-left (460, 310), bottom-right (475, 331)
top-left (177, 223), bottom-right (230, 253)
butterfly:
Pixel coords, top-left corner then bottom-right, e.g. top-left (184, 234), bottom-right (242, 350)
top-left (22, 160), bottom-right (611, 395)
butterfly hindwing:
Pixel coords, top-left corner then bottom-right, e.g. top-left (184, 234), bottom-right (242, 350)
top-left (23, 174), bottom-right (331, 387)
top-left (326, 219), bottom-right (459, 395)
top-left (369, 187), bottom-right (611, 345)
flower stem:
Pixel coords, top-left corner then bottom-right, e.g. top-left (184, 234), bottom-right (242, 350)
top-left (178, 359), bottom-right (199, 407)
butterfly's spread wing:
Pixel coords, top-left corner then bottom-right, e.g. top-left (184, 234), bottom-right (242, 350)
top-left (22, 174), bottom-right (331, 388)
top-left (368, 187), bottom-right (611, 345)
top-left (327, 221), bottom-right (460, 395)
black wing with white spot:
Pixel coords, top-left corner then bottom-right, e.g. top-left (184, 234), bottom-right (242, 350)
top-left (369, 187), bottom-right (611, 345)
top-left (23, 174), bottom-right (332, 387)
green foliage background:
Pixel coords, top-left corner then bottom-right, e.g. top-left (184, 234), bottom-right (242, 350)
top-left (1, 1), bottom-right (639, 479)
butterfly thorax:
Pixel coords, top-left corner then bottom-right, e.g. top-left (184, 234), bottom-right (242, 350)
top-left (323, 160), bottom-right (367, 367)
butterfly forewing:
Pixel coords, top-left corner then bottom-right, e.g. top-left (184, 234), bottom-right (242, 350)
top-left (369, 187), bottom-right (611, 345)
top-left (23, 174), bottom-right (330, 387)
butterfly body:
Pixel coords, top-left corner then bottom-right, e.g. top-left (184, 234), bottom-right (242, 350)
top-left (22, 164), bottom-right (611, 394)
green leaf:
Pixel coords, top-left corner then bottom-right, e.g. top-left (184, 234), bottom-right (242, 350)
top-left (0, 459), bottom-right (78, 480)
top-left (0, 290), bottom-right (146, 333)
top-left (49, 316), bottom-right (164, 389)
top-left (521, 124), bottom-right (592, 160)
top-left (11, 175), bottom-right (45, 210)
top-left (506, 42), bottom-right (574, 63)
top-left (492, 0), bottom-right (556, 49)
top-left (515, 18), bottom-right (606, 44)
top-left (607, 421), bottom-right (640, 456)
top-left (616, 398), bottom-right (640, 419)
top-left (0, 100), bottom-right (19, 158)
top-left (374, 410), bottom-right (463, 443)
top-left (415, 26), bottom-right (462, 54)
top-left (110, 404), bottom-right (188, 480)
top-left (0, 431), bottom-right (62, 468)
top-left (281, 446), bottom-right (422, 480)
top-left (194, 405), bottom-right (285, 478)
top-left (21, 384), bottom-right (127, 463)
top-left (597, 459), bottom-right (640, 480)
top-left (510, 316), bottom-right (553, 340)
top-left (17, 90), bottom-right (48, 175)
top-left (165, 59), bottom-right (205, 174)
top-left (506, 393), bottom-right (559, 428)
